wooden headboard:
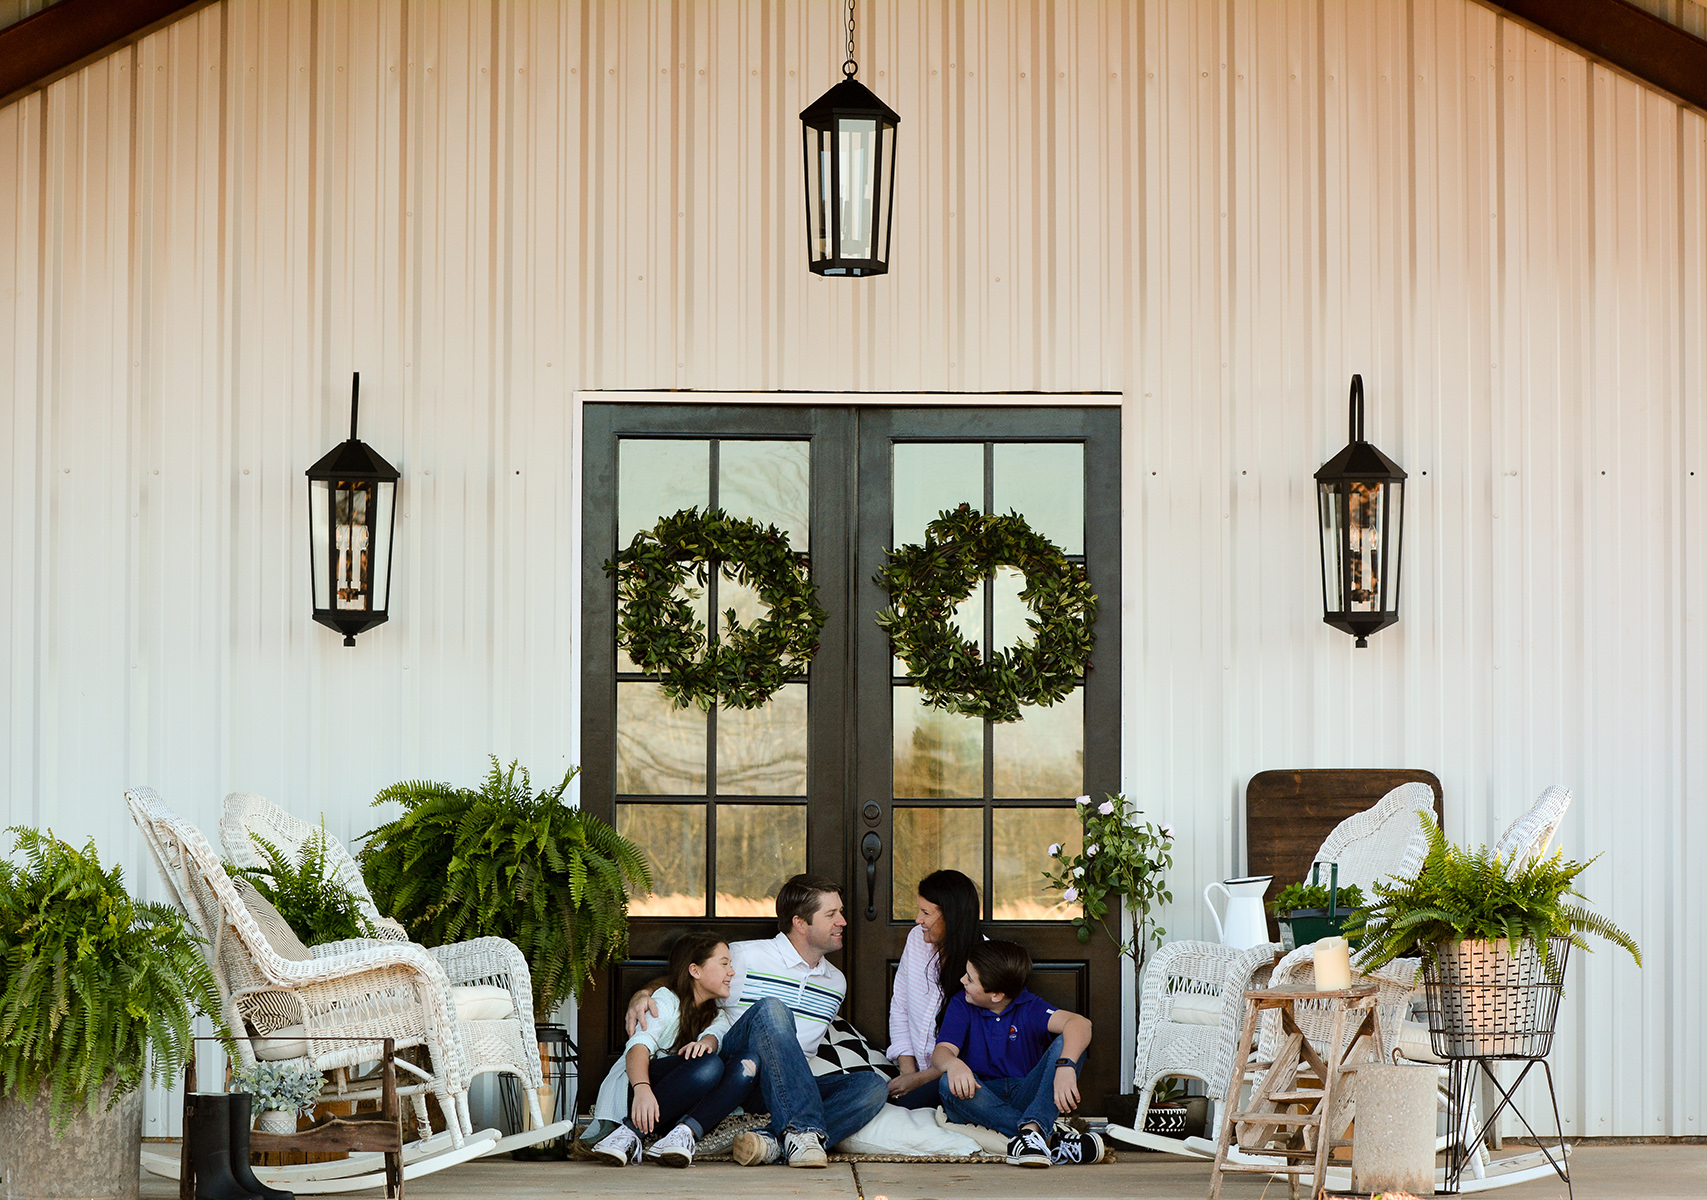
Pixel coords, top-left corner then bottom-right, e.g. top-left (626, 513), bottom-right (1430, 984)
top-left (1245, 769), bottom-right (1444, 942)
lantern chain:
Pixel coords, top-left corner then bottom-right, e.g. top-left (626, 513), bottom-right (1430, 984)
top-left (844, 0), bottom-right (858, 77)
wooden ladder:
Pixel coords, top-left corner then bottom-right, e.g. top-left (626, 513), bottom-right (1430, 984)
top-left (1207, 984), bottom-right (1382, 1200)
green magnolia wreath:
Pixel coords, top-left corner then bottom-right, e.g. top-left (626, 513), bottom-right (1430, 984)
top-left (874, 503), bottom-right (1097, 722)
top-left (604, 507), bottom-right (825, 711)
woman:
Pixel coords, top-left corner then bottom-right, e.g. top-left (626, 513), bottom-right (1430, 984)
top-left (886, 868), bottom-right (982, 1109)
top-left (590, 933), bottom-right (756, 1168)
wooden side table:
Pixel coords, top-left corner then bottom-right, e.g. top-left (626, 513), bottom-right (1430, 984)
top-left (1207, 984), bottom-right (1382, 1200)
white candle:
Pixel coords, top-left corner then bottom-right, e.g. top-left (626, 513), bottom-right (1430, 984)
top-left (1314, 936), bottom-right (1352, 991)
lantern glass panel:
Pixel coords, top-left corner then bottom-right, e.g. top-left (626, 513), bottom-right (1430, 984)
top-left (808, 128), bottom-right (831, 264)
top-left (1319, 481), bottom-right (1347, 613)
top-left (837, 118), bottom-right (878, 260)
top-left (310, 479), bottom-right (332, 611)
top-left (371, 480), bottom-right (396, 610)
top-left (1347, 481), bottom-right (1387, 612)
top-left (1382, 482), bottom-right (1403, 614)
top-left (333, 481), bottom-right (375, 612)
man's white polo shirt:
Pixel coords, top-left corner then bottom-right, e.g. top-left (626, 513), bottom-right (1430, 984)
top-left (719, 932), bottom-right (845, 1056)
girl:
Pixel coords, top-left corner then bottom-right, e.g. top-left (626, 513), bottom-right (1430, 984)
top-left (885, 868), bottom-right (983, 1109)
top-left (590, 932), bottom-right (754, 1168)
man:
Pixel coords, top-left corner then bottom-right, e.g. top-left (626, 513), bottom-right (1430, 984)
top-left (627, 873), bottom-right (888, 1168)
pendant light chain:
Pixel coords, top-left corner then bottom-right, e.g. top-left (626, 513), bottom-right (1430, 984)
top-left (843, 0), bottom-right (858, 77)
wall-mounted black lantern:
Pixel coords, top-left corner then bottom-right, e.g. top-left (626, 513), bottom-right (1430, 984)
top-left (306, 373), bottom-right (400, 646)
top-left (800, 0), bottom-right (898, 276)
top-left (1315, 374), bottom-right (1406, 647)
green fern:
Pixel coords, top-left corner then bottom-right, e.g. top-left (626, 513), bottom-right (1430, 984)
top-left (1347, 812), bottom-right (1643, 974)
top-left (359, 759), bottom-right (651, 1018)
top-left (226, 821), bottom-right (376, 945)
top-left (0, 827), bottom-right (225, 1133)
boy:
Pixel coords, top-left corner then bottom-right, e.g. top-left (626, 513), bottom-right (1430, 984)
top-left (932, 939), bottom-right (1104, 1167)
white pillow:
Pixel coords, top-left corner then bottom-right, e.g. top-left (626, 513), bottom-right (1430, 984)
top-left (1170, 993), bottom-right (1224, 1027)
top-left (452, 984), bottom-right (515, 1021)
top-left (932, 1106), bottom-right (1009, 1155)
top-left (833, 1103), bottom-right (982, 1157)
top-left (251, 1026), bottom-right (309, 1061)
top-left (1395, 1018), bottom-right (1445, 1064)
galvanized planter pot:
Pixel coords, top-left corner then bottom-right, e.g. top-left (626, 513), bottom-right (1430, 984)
top-left (0, 1080), bottom-right (143, 1200)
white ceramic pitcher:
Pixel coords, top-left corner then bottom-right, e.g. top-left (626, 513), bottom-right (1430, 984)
top-left (1204, 875), bottom-right (1273, 950)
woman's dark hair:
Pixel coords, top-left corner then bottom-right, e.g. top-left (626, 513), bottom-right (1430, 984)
top-left (966, 939), bottom-right (1032, 1000)
top-left (918, 869), bottom-right (982, 1022)
top-left (664, 932), bottom-right (728, 1054)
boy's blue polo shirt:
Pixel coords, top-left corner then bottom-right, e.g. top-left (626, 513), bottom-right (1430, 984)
top-left (937, 988), bottom-right (1059, 1080)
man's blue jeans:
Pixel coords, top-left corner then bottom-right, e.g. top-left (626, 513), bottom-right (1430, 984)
top-left (717, 997), bottom-right (888, 1146)
top-left (937, 1034), bottom-right (1083, 1138)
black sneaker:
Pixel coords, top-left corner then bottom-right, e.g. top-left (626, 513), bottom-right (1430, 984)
top-left (1005, 1127), bottom-right (1052, 1167)
top-left (1050, 1127), bottom-right (1105, 1165)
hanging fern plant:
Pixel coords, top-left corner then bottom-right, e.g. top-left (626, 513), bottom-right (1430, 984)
top-left (360, 759), bottom-right (651, 1019)
top-left (0, 827), bottom-right (223, 1132)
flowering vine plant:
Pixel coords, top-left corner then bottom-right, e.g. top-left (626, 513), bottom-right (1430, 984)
top-left (1041, 793), bottom-right (1175, 971)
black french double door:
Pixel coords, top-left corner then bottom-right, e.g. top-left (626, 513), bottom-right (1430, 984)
top-left (580, 402), bottom-right (1122, 1108)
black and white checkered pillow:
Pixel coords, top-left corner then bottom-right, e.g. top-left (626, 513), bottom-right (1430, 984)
top-left (811, 1017), bottom-right (900, 1078)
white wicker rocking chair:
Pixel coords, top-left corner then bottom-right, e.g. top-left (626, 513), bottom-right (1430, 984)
top-left (1312, 780), bottom-right (1435, 896)
top-left (1491, 785), bottom-right (1571, 872)
top-left (219, 793), bottom-right (554, 1143)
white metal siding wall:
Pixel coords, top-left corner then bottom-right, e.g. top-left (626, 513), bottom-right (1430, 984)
top-left (1, 0), bottom-right (1702, 1138)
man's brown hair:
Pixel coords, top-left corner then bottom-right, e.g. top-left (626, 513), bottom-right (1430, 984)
top-left (966, 939), bottom-right (1032, 999)
top-left (776, 873), bottom-right (844, 933)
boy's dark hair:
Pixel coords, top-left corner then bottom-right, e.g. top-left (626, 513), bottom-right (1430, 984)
top-left (967, 939), bottom-right (1032, 999)
top-left (776, 873), bottom-right (844, 933)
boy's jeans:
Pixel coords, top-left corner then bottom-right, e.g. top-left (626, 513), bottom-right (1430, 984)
top-left (937, 1034), bottom-right (1084, 1138)
top-left (717, 996), bottom-right (888, 1146)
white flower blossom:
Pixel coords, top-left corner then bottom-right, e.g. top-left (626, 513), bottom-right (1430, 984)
top-left (1097, 800), bottom-right (1115, 815)
top-left (1062, 886), bottom-right (1079, 903)
top-left (1161, 823), bottom-right (1176, 838)
top-left (1047, 842), bottom-right (1063, 857)
top-left (1087, 843), bottom-right (1100, 856)
top-left (1073, 866), bottom-right (1084, 878)
top-left (1075, 794), bottom-right (1091, 807)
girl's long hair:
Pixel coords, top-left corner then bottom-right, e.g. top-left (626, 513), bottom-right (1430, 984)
top-left (664, 932), bottom-right (729, 1053)
top-left (918, 869), bottom-right (983, 1023)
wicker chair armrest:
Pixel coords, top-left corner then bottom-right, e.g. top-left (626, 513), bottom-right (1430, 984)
top-left (374, 916), bottom-right (411, 940)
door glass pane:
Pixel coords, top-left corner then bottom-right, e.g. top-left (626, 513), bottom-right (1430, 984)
top-left (992, 808), bottom-right (1083, 920)
top-left (990, 565), bottom-right (1030, 652)
top-left (716, 684), bottom-right (808, 795)
top-left (893, 688), bottom-right (982, 798)
top-left (619, 803), bottom-right (706, 917)
top-left (716, 804), bottom-right (806, 918)
top-left (993, 443), bottom-right (1083, 554)
top-left (892, 443), bottom-right (983, 548)
top-left (993, 689), bottom-right (1083, 798)
top-left (892, 807), bottom-right (984, 921)
top-left (720, 441), bottom-right (811, 550)
top-left (616, 683), bottom-right (708, 794)
top-left (619, 440), bottom-right (710, 546)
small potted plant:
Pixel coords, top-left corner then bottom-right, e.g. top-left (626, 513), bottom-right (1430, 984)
top-left (1268, 867), bottom-right (1367, 950)
top-left (229, 1061), bottom-right (326, 1134)
top-left (0, 827), bottom-right (222, 1200)
top-left (1349, 814), bottom-right (1641, 1057)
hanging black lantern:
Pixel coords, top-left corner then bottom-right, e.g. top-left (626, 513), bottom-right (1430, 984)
top-left (1315, 374), bottom-right (1406, 647)
top-left (305, 373), bottom-right (400, 646)
top-left (800, 0), bottom-right (898, 277)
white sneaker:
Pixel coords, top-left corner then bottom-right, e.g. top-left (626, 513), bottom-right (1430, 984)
top-left (732, 1128), bottom-right (781, 1166)
top-left (649, 1123), bottom-right (696, 1168)
top-left (783, 1129), bottom-right (828, 1168)
top-left (590, 1124), bottom-right (642, 1166)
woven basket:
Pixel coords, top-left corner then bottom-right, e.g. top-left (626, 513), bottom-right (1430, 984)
top-left (1421, 936), bottom-right (1569, 1059)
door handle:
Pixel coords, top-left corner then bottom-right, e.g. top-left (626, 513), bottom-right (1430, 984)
top-left (860, 831), bottom-right (883, 922)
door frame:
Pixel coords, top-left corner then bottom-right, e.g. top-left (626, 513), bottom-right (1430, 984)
top-left (570, 391), bottom-right (1126, 1090)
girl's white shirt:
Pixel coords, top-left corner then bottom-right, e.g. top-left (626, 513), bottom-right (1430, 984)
top-left (590, 986), bottom-right (733, 1126)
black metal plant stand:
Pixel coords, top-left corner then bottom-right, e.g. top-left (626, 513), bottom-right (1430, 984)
top-left (1426, 937), bottom-right (1573, 1198)
top-left (499, 1023), bottom-right (578, 1159)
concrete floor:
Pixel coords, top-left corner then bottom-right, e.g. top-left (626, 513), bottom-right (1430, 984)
top-left (141, 1141), bottom-right (1705, 1199)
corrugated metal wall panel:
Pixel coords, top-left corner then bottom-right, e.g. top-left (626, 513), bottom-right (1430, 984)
top-left (0, 0), bottom-right (1702, 1137)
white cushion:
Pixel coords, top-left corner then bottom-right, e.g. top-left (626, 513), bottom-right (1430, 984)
top-left (452, 984), bottom-right (514, 1021)
top-left (1169, 993), bottom-right (1224, 1027)
top-left (251, 1027), bottom-right (309, 1061)
top-left (1395, 1018), bottom-right (1445, 1064)
top-left (834, 1103), bottom-right (982, 1157)
top-left (933, 1107), bottom-right (1010, 1155)
top-left (233, 879), bottom-right (312, 962)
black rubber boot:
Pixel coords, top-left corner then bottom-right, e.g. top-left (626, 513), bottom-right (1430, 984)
top-left (227, 1092), bottom-right (296, 1200)
top-left (186, 1092), bottom-right (262, 1200)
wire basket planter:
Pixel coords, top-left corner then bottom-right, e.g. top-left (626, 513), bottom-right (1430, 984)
top-left (1420, 935), bottom-right (1570, 1060)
